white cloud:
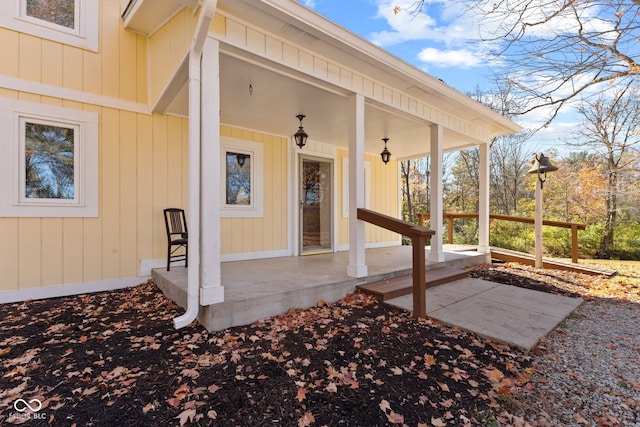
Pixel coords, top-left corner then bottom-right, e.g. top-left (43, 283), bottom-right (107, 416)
top-left (417, 47), bottom-right (482, 68)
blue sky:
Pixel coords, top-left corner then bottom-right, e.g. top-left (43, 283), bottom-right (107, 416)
top-left (298, 0), bottom-right (585, 154)
top-left (300, 0), bottom-right (490, 93)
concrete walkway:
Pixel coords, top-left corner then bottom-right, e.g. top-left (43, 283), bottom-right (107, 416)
top-left (386, 277), bottom-right (583, 350)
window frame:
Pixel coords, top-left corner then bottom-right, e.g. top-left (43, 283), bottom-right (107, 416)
top-left (0, 98), bottom-right (98, 217)
top-left (0, 0), bottom-right (98, 52)
top-left (19, 116), bottom-right (81, 205)
top-left (220, 137), bottom-right (264, 218)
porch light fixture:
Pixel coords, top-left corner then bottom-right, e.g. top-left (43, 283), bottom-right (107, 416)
top-left (380, 138), bottom-right (391, 164)
top-left (294, 114), bottom-right (308, 148)
top-left (527, 152), bottom-right (558, 189)
top-left (236, 153), bottom-right (248, 167)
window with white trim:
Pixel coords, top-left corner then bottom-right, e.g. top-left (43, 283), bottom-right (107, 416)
top-left (0, 99), bottom-right (98, 217)
top-left (221, 137), bottom-right (263, 218)
top-left (0, 0), bottom-right (98, 51)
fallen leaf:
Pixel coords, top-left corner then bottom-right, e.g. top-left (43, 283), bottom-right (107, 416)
top-left (176, 409), bottom-right (196, 426)
top-left (386, 411), bottom-right (405, 424)
top-left (431, 416), bottom-right (447, 426)
top-left (142, 402), bottom-right (155, 414)
top-left (296, 387), bottom-right (308, 402)
top-left (298, 412), bottom-right (315, 427)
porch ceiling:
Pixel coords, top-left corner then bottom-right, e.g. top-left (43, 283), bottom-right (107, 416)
top-left (166, 53), bottom-right (476, 160)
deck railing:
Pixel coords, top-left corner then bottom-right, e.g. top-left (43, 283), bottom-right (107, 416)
top-left (357, 208), bottom-right (435, 319)
top-left (418, 213), bottom-right (586, 263)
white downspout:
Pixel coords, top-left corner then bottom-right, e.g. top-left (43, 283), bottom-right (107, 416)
top-left (174, 0), bottom-right (217, 329)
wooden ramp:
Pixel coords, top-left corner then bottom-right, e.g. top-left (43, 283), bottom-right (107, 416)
top-left (490, 247), bottom-right (617, 277)
top-left (356, 267), bottom-right (469, 302)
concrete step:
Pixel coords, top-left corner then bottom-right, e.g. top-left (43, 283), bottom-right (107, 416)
top-left (356, 267), bottom-right (469, 301)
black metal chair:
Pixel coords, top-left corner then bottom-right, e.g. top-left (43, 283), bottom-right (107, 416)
top-left (163, 208), bottom-right (188, 271)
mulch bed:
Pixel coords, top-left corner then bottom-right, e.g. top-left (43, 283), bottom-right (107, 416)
top-left (0, 263), bottom-right (609, 426)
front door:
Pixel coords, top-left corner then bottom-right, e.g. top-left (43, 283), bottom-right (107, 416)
top-left (300, 157), bottom-right (333, 254)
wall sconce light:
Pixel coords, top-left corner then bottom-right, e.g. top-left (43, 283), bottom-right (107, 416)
top-left (380, 138), bottom-right (391, 164)
top-left (294, 114), bottom-right (308, 148)
top-left (527, 152), bottom-right (558, 189)
top-left (236, 153), bottom-right (248, 167)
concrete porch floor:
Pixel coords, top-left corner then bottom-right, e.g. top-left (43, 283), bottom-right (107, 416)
top-left (152, 245), bottom-right (487, 331)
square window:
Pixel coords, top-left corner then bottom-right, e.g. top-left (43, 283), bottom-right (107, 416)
top-left (0, 99), bottom-right (98, 217)
top-left (221, 138), bottom-right (263, 218)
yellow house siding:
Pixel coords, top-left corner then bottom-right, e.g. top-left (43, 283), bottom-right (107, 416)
top-left (0, 219), bottom-right (18, 290)
top-left (148, 8), bottom-right (196, 108)
top-left (0, 91), bottom-right (190, 290)
top-left (337, 149), bottom-right (400, 247)
top-left (220, 126), bottom-right (289, 255)
top-left (0, 1), bottom-right (146, 102)
top-left (0, 27), bottom-right (19, 78)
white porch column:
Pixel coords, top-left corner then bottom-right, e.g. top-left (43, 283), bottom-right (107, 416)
top-left (429, 124), bottom-right (445, 262)
top-left (478, 142), bottom-right (490, 253)
top-left (347, 93), bottom-right (367, 278)
top-left (199, 38), bottom-right (224, 305)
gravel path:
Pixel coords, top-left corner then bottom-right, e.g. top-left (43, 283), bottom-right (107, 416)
top-left (521, 299), bottom-right (640, 426)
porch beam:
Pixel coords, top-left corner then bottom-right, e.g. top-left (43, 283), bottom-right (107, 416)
top-left (429, 124), bottom-right (444, 262)
top-left (478, 142), bottom-right (490, 253)
top-left (200, 37), bottom-right (224, 305)
top-left (347, 93), bottom-right (368, 278)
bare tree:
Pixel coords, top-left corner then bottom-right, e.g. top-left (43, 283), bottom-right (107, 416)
top-left (403, 1), bottom-right (640, 124)
top-left (572, 83), bottom-right (640, 257)
top-left (469, 80), bottom-right (533, 214)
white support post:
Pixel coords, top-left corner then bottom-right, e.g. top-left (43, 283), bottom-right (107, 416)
top-left (347, 94), bottom-right (367, 278)
top-left (199, 38), bottom-right (224, 305)
top-left (478, 142), bottom-right (490, 253)
top-left (534, 179), bottom-right (543, 268)
top-left (429, 124), bottom-right (444, 262)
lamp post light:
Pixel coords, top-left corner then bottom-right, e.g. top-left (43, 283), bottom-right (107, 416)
top-left (527, 153), bottom-right (559, 268)
top-left (380, 138), bottom-right (391, 164)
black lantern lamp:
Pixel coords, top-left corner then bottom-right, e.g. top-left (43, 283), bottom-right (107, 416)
top-left (236, 153), bottom-right (248, 167)
top-left (294, 114), bottom-right (308, 148)
top-left (380, 138), bottom-right (391, 164)
top-left (527, 152), bottom-right (558, 189)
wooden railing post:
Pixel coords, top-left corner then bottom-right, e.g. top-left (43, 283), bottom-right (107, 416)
top-left (571, 225), bottom-right (579, 263)
top-left (446, 214), bottom-right (454, 244)
top-left (412, 234), bottom-right (426, 319)
top-left (357, 208), bottom-right (434, 319)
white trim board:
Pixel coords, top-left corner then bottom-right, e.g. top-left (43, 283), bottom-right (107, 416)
top-left (0, 277), bottom-right (145, 304)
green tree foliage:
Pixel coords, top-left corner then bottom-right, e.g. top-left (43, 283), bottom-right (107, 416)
top-left (571, 84), bottom-right (640, 258)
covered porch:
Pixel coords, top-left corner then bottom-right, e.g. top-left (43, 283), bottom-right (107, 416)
top-left (152, 245), bottom-right (487, 331)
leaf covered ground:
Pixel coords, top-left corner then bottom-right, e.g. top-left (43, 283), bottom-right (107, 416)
top-left (0, 262), bottom-right (638, 426)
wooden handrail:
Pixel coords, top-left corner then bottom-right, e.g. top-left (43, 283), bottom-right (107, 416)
top-left (358, 208), bottom-right (435, 238)
top-left (357, 208), bottom-right (435, 319)
top-left (418, 212), bottom-right (586, 263)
